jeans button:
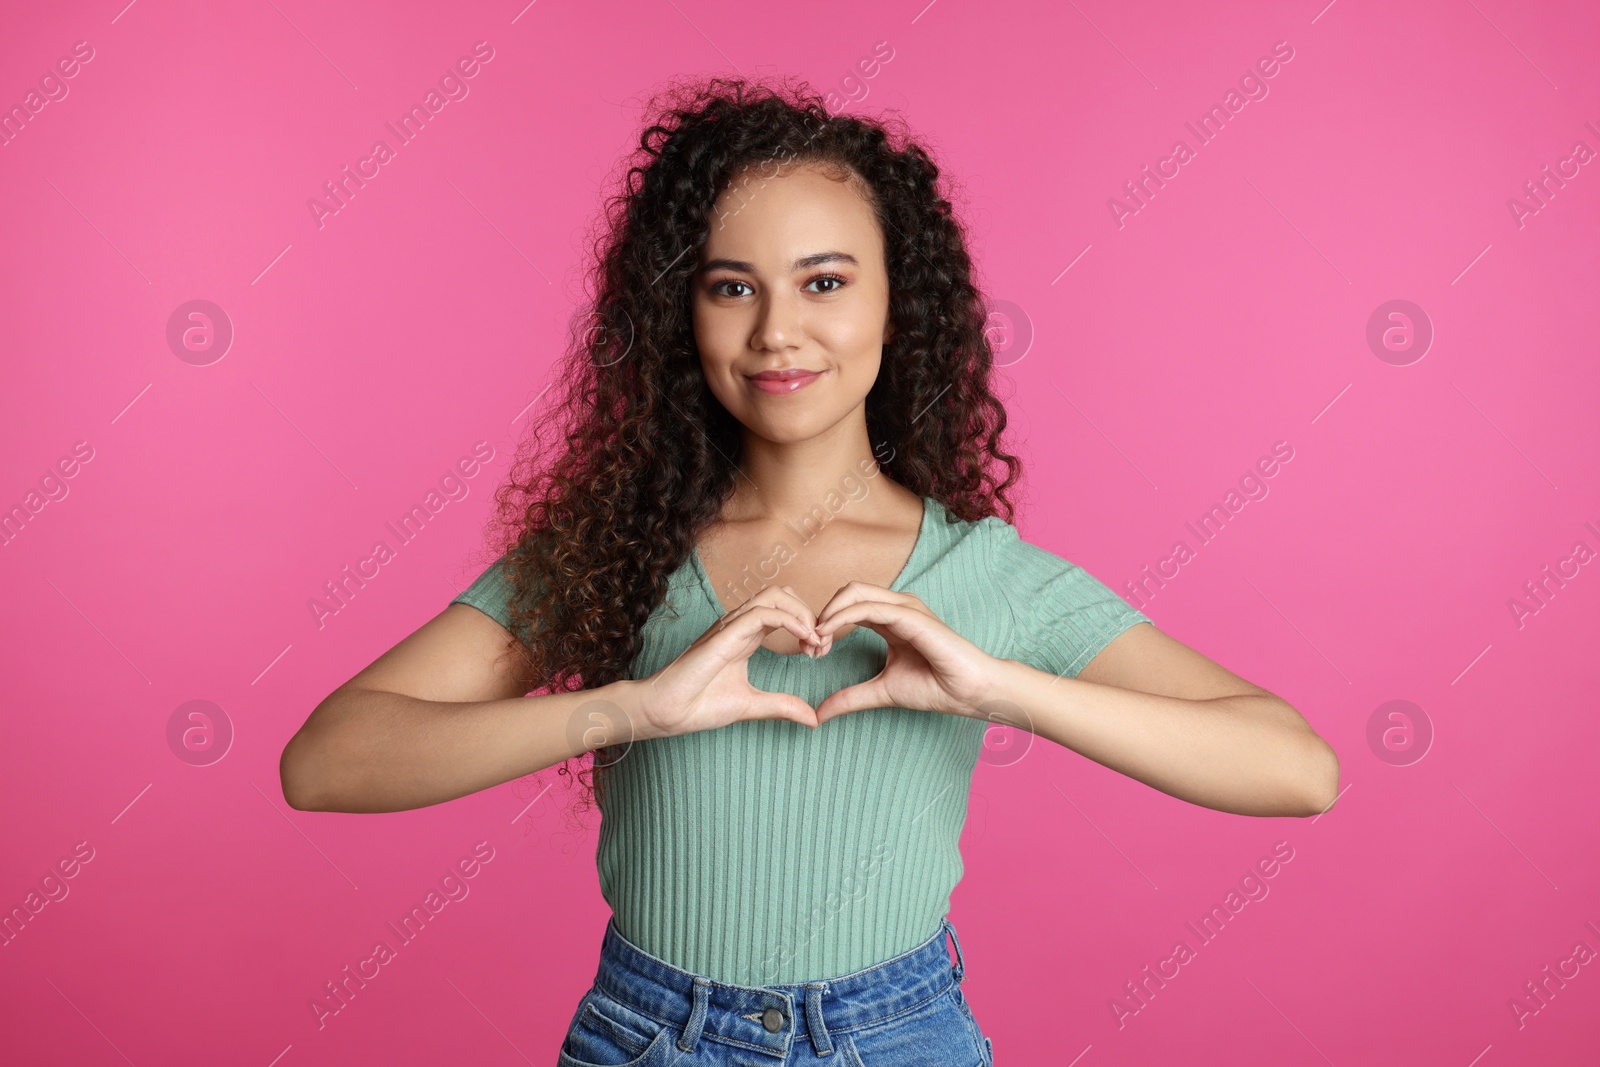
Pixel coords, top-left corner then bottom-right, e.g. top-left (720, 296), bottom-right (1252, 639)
top-left (762, 1007), bottom-right (784, 1032)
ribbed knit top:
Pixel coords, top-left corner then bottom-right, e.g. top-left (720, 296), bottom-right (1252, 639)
top-left (451, 496), bottom-right (1151, 985)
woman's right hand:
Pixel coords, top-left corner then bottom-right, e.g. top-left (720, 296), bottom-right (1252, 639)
top-left (610, 584), bottom-right (825, 745)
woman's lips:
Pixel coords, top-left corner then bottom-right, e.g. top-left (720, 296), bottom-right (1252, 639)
top-left (746, 369), bottom-right (824, 394)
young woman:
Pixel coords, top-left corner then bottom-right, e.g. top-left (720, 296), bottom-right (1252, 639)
top-left (280, 75), bottom-right (1338, 1066)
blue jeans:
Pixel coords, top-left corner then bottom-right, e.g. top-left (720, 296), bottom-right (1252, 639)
top-left (557, 916), bottom-right (995, 1066)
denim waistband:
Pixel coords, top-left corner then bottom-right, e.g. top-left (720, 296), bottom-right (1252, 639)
top-left (592, 915), bottom-right (969, 1058)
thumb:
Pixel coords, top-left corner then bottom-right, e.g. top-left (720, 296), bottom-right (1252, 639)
top-left (747, 691), bottom-right (821, 730)
top-left (815, 680), bottom-right (888, 724)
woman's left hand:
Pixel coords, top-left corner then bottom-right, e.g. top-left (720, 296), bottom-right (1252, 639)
top-left (810, 582), bottom-right (999, 725)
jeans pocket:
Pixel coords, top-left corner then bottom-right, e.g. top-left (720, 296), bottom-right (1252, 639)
top-left (842, 989), bottom-right (983, 1067)
top-left (557, 986), bottom-right (675, 1067)
top-left (949, 986), bottom-right (993, 1067)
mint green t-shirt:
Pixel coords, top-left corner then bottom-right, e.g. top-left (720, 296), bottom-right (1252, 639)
top-left (451, 495), bottom-right (1151, 985)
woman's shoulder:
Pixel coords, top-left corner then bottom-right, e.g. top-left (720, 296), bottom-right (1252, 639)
top-left (940, 506), bottom-right (1109, 595)
top-left (935, 504), bottom-right (1051, 563)
top-left (917, 501), bottom-right (1072, 598)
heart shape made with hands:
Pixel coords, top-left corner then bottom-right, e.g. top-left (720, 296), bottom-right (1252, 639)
top-left (749, 584), bottom-right (997, 725)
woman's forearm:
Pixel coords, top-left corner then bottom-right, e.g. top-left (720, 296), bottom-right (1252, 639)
top-left (279, 681), bottom-right (639, 814)
top-left (986, 657), bottom-right (1339, 817)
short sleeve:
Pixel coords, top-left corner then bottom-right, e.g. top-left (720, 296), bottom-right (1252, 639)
top-left (451, 553), bottom-right (517, 632)
top-left (988, 521), bottom-right (1152, 677)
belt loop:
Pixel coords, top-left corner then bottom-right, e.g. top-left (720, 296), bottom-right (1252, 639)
top-left (677, 977), bottom-right (710, 1053)
top-left (943, 917), bottom-right (966, 984)
top-left (805, 982), bottom-right (833, 1056)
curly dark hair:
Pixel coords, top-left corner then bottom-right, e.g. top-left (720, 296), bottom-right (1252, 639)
top-left (482, 73), bottom-right (1021, 821)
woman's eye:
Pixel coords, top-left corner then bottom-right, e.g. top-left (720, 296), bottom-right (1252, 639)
top-left (710, 274), bottom-right (846, 298)
top-left (806, 273), bottom-right (847, 293)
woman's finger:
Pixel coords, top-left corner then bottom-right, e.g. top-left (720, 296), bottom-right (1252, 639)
top-left (813, 581), bottom-right (910, 627)
top-left (719, 604), bottom-right (818, 655)
top-left (814, 599), bottom-right (927, 642)
top-left (720, 585), bottom-right (819, 641)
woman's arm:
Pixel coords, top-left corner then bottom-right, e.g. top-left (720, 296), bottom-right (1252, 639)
top-left (280, 582), bottom-right (826, 813)
top-left (279, 603), bottom-right (631, 814)
top-left (988, 622), bottom-right (1339, 818)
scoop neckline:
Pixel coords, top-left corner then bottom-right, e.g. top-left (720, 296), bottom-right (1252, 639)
top-left (688, 495), bottom-right (937, 660)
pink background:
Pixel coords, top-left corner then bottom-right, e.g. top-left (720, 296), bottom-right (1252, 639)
top-left (3, 0), bottom-right (1598, 1063)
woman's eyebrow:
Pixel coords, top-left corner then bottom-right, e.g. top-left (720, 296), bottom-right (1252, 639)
top-left (699, 251), bottom-right (860, 275)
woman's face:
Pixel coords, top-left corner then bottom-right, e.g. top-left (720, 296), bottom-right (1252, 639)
top-left (692, 160), bottom-right (893, 446)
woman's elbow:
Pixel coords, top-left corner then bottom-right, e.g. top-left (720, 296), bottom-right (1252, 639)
top-left (1295, 735), bottom-right (1340, 817)
top-left (279, 732), bottom-right (326, 812)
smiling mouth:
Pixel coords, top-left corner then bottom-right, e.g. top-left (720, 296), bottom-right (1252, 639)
top-left (746, 368), bottom-right (824, 394)
top-left (748, 367), bottom-right (822, 380)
